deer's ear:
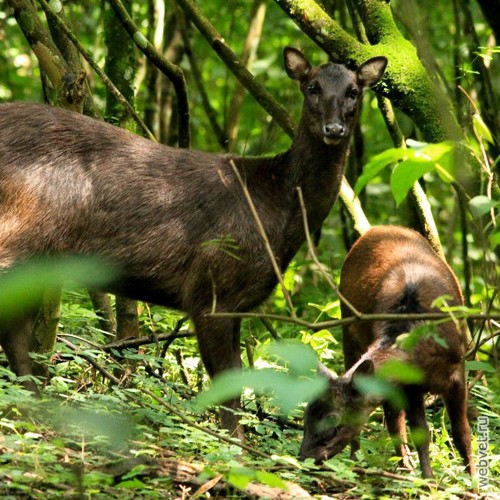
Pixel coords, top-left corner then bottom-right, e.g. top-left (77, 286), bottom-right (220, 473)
top-left (284, 47), bottom-right (311, 82)
top-left (357, 56), bottom-right (387, 88)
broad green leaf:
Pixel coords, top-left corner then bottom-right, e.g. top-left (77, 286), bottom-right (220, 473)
top-left (490, 230), bottom-right (500, 249)
top-left (472, 113), bottom-right (494, 144)
top-left (469, 195), bottom-right (498, 219)
top-left (465, 360), bottom-right (496, 373)
top-left (377, 359), bottom-right (424, 384)
top-left (266, 341), bottom-right (318, 375)
top-left (390, 158), bottom-right (434, 206)
top-left (227, 467), bottom-right (254, 490)
top-left (355, 148), bottom-right (410, 194)
top-left (196, 365), bottom-right (327, 416)
top-left (353, 374), bottom-right (406, 408)
top-left (0, 257), bottom-right (117, 320)
top-left (422, 141), bottom-right (456, 183)
top-left (255, 470), bottom-right (287, 489)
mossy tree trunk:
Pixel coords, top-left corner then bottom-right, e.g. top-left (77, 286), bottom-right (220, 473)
top-left (274, 0), bottom-right (460, 143)
top-left (103, 0), bottom-right (140, 343)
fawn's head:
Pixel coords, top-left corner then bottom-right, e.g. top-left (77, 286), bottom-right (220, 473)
top-left (299, 360), bottom-right (376, 463)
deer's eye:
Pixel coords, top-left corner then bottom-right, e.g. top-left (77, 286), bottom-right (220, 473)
top-left (347, 88), bottom-right (359, 99)
top-left (307, 83), bottom-right (320, 95)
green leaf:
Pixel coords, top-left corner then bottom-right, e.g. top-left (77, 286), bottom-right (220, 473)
top-left (227, 467), bottom-right (254, 490)
top-left (196, 364), bottom-right (328, 417)
top-left (490, 230), bottom-right (500, 249)
top-left (472, 113), bottom-right (494, 144)
top-left (266, 341), bottom-right (318, 375)
top-left (255, 470), bottom-right (287, 489)
top-left (469, 195), bottom-right (498, 219)
top-left (353, 374), bottom-right (406, 408)
top-left (355, 148), bottom-right (409, 194)
top-left (377, 359), bottom-right (424, 384)
top-left (390, 158), bottom-right (434, 206)
top-left (465, 360), bottom-right (496, 373)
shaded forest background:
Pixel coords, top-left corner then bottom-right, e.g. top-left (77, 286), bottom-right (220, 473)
top-left (0, 0), bottom-right (499, 498)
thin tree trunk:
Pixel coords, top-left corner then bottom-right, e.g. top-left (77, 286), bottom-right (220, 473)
top-left (104, 0), bottom-right (140, 342)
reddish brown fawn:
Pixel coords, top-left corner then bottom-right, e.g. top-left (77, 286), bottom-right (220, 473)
top-left (300, 226), bottom-right (475, 478)
top-left (0, 48), bottom-right (386, 438)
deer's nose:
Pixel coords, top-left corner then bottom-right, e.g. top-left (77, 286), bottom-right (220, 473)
top-left (323, 122), bottom-right (347, 138)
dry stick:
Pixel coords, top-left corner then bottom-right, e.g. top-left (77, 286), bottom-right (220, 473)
top-left (212, 310), bottom-right (500, 332)
top-left (38, 0), bottom-right (154, 141)
top-left (58, 330), bottom-right (195, 352)
top-left (296, 187), bottom-right (362, 318)
top-left (229, 160), bottom-right (296, 317)
top-left (107, 0), bottom-right (190, 148)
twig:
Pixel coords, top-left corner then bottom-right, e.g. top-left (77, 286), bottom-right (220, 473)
top-left (297, 187), bottom-right (362, 318)
top-left (225, 0), bottom-right (267, 149)
top-left (458, 85), bottom-right (496, 227)
top-left (175, 0), bottom-right (296, 138)
top-left (177, 11), bottom-right (228, 149)
top-left (260, 318), bottom-right (280, 340)
top-left (58, 337), bottom-right (122, 385)
top-left (211, 310), bottom-right (500, 332)
top-left (339, 178), bottom-right (371, 237)
top-left (229, 160), bottom-right (296, 317)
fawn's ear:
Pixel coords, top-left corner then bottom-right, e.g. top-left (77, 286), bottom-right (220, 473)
top-left (284, 47), bottom-right (312, 82)
top-left (348, 359), bottom-right (375, 396)
top-left (317, 362), bottom-right (337, 386)
top-left (357, 56), bottom-right (388, 88)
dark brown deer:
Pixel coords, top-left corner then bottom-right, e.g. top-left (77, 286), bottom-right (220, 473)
top-left (0, 48), bottom-right (386, 438)
top-left (300, 226), bottom-right (475, 478)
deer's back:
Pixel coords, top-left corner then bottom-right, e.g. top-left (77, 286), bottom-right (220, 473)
top-left (0, 103), bottom-right (286, 313)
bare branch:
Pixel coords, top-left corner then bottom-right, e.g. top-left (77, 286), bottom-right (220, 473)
top-left (229, 160), bottom-right (296, 317)
top-left (297, 187), bottom-right (362, 317)
top-left (176, 0), bottom-right (296, 138)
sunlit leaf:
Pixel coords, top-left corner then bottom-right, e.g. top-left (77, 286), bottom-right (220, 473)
top-left (377, 359), bottom-right (424, 384)
top-left (465, 360), bottom-right (496, 373)
top-left (266, 341), bottom-right (318, 375)
top-left (355, 148), bottom-right (410, 194)
top-left (469, 195), bottom-right (498, 219)
top-left (255, 470), bottom-right (287, 489)
top-left (472, 113), bottom-right (494, 144)
top-left (390, 158), bottom-right (434, 206)
top-left (490, 230), bottom-right (500, 249)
